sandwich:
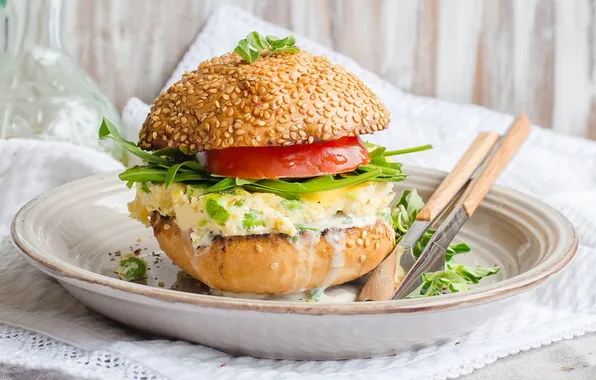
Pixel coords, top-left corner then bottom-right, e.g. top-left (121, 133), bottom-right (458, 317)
top-left (100, 32), bottom-right (433, 296)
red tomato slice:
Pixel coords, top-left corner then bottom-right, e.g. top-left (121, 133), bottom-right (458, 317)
top-left (204, 136), bottom-right (371, 179)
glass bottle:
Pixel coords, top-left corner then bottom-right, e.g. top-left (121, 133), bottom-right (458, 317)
top-left (0, 0), bottom-right (124, 161)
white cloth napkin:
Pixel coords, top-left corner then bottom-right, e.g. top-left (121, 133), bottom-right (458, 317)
top-left (2, 5), bottom-right (596, 380)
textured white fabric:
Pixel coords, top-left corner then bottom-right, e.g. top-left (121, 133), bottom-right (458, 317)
top-left (1, 4), bottom-right (596, 380)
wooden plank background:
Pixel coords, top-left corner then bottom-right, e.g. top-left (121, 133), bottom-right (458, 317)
top-left (61, 0), bottom-right (596, 139)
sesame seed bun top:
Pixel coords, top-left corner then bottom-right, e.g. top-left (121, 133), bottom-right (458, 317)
top-left (138, 50), bottom-right (390, 151)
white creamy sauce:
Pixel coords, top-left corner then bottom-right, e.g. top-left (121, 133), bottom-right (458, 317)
top-left (210, 284), bottom-right (359, 303)
top-left (320, 229), bottom-right (346, 288)
top-left (299, 214), bottom-right (379, 231)
top-left (293, 230), bottom-right (320, 290)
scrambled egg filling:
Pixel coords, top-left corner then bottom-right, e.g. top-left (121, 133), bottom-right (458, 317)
top-left (129, 181), bottom-right (394, 247)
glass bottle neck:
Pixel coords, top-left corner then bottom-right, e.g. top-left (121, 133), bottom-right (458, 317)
top-left (24, 0), bottom-right (63, 50)
top-left (1, 0), bottom-right (64, 55)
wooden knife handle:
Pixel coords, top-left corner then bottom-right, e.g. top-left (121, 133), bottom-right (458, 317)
top-left (356, 250), bottom-right (399, 301)
top-left (462, 114), bottom-right (532, 216)
top-left (416, 131), bottom-right (500, 221)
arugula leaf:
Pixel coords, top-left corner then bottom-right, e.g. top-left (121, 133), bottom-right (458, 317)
top-left (390, 189), bottom-right (501, 298)
top-left (383, 144), bottom-right (433, 156)
top-left (205, 198), bottom-right (229, 224)
top-left (446, 242), bottom-right (471, 261)
top-left (205, 178), bottom-right (237, 194)
top-left (246, 31), bottom-right (271, 51)
top-left (242, 210), bottom-right (267, 230)
top-left (391, 189), bottom-right (425, 236)
top-left (234, 39), bottom-right (259, 63)
top-left (235, 32), bottom-right (300, 63)
top-left (165, 162), bottom-right (190, 188)
top-left (451, 263), bottom-right (500, 284)
top-left (99, 118), bottom-right (169, 166)
top-left (152, 146), bottom-right (196, 159)
top-left (119, 166), bottom-right (213, 183)
top-left (397, 189), bottom-right (425, 221)
top-left (248, 169), bottom-right (381, 195)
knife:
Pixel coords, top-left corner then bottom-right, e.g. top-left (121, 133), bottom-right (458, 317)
top-left (358, 114), bottom-right (531, 301)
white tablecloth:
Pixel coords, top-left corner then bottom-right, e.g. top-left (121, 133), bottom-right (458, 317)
top-left (1, 5), bottom-right (596, 380)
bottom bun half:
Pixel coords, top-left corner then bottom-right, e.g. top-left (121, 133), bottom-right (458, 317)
top-left (150, 212), bottom-right (395, 294)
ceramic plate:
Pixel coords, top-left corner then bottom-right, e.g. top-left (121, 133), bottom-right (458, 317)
top-left (11, 166), bottom-right (577, 360)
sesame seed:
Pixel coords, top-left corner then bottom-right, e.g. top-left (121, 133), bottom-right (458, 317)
top-left (360, 254), bottom-right (366, 262)
top-left (361, 231), bottom-right (368, 239)
top-left (256, 244), bottom-right (263, 253)
top-left (356, 238), bottom-right (364, 246)
top-left (163, 224), bottom-right (171, 230)
top-left (346, 241), bottom-right (354, 248)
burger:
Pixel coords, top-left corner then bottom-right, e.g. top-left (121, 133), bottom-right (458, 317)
top-left (100, 32), bottom-right (431, 297)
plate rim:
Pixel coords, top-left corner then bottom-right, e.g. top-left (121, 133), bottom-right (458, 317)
top-left (10, 168), bottom-right (578, 316)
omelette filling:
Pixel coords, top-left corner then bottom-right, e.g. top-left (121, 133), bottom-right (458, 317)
top-left (129, 182), bottom-right (394, 248)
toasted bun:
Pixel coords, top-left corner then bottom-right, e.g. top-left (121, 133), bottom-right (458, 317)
top-left (151, 212), bottom-right (395, 294)
top-left (139, 50), bottom-right (389, 151)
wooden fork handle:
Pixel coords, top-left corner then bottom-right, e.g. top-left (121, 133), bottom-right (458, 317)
top-left (416, 131), bottom-right (500, 221)
top-left (462, 114), bottom-right (532, 216)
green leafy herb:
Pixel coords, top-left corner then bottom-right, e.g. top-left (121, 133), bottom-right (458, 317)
top-left (234, 32), bottom-right (300, 63)
top-left (451, 263), bottom-right (500, 284)
top-left (407, 263), bottom-right (500, 298)
top-left (281, 199), bottom-right (304, 210)
top-left (242, 210), bottom-right (267, 230)
top-left (139, 182), bottom-right (151, 193)
top-left (389, 189), bottom-right (501, 298)
top-left (309, 288), bottom-right (325, 302)
top-left (99, 118), bottom-right (169, 166)
top-left (116, 254), bottom-right (148, 281)
top-left (234, 39), bottom-right (259, 64)
top-left (199, 220), bottom-right (208, 227)
top-left (205, 198), bottom-right (229, 224)
top-left (296, 224), bottom-right (319, 232)
top-left (391, 189), bottom-right (425, 235)
top-left (383, 144), bottom-right (433, 157)
top-left (446, 242), bottom-right (471, 261)
top-left (166, 161), bottom-right (204, 188)
top-left (234, 199), bottom-right (246, 207)
top-left (246, 31), bottom-right (271, 50)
